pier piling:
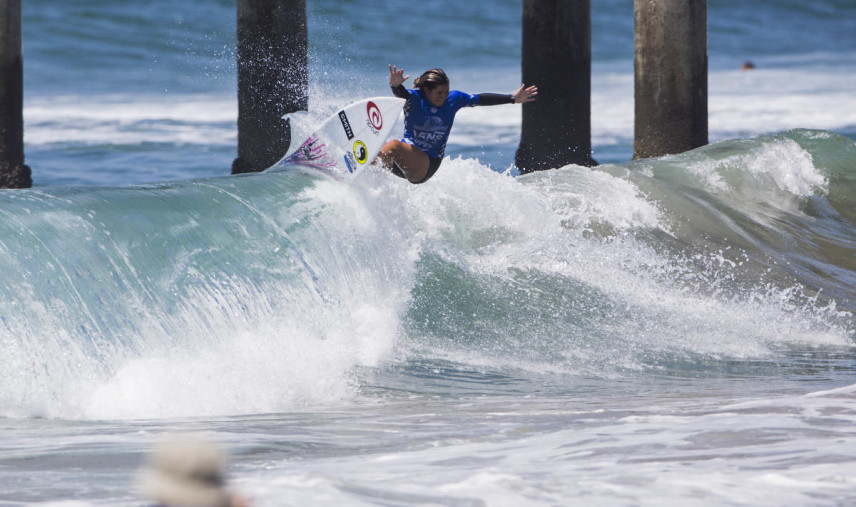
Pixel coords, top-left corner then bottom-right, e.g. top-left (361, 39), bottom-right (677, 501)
top-left (233, 0), bottom-right (307, 174)
top-left (633, 0), bottom-right (708, 159)
top-left (0, 0), bottom-right (30, 188)
top-left (516, 0), bottom-right (596, 173)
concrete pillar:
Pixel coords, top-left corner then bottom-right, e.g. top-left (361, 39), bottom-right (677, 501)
top-left (517, 0), bottom-right (596, 173)
top-left (0, 0), bottom-right (30, 188)
top-left (232, 0), bottom-right (307, 174)
top-left (634, 0), bottom-right (708, 159)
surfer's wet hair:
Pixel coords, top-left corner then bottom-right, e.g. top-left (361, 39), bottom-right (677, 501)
top-left (413, 69), bottom-right (449, 90)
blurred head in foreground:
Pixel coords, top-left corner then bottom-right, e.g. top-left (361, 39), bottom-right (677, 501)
top-left (138, 437), bottom-right (247, 507)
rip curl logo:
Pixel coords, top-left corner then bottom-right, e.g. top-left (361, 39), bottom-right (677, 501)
top-left (366, 101), bottom-right (383, 134)
top-left (353, 140), bottom-right (368, 164)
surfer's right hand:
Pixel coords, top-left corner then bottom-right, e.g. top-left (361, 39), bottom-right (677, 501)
top-left (389, 65), bottom-right (410, 87)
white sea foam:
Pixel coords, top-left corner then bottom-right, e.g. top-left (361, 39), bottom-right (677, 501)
top-left (709, 63), bottom-right (856, 139)
top-left (686, 138), bottom-right (828, 201)
top-left (241, 384), bottom-right (856, 506)
top-left (24, 94), bottom-right (238, 146)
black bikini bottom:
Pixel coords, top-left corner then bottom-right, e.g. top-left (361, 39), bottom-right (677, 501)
top-left (390, 157), bottom-right (442, 184)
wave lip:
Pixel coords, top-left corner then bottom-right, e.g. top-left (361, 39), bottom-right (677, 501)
top-left (632, 130), bottom-right (856, 308)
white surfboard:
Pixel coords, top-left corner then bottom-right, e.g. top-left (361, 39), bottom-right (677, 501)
top-left (270, 97), bottom-right (404, 178)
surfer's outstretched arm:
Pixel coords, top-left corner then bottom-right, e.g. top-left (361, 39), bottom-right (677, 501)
top-left (477, 84), bottom-right (539, 105)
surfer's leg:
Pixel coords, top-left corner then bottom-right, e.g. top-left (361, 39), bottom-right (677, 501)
top-left (378, 140), bottom-right (430, 183)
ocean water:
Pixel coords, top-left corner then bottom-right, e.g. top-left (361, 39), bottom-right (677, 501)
top-left (3, 0), bottom-right (856, 505)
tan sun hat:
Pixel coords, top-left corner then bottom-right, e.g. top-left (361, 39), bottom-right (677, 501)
top-left (138, 437), bottom-right (233, 507)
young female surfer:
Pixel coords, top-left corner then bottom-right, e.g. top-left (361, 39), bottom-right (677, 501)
top-left (378, 65), bottom-right (538, 184)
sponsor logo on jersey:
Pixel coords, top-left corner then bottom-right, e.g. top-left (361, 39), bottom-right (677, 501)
top-left (338, 110), bottom-right (354, 140)
top-left (366, 101), bottom-right (383, 134)
top-left (353, 140), bottom-right (368, 164)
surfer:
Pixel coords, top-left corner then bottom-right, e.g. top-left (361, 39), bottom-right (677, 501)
top-left (378, 65), bottom-right (538, 184)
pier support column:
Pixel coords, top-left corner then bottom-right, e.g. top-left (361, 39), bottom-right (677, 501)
top-left (516, 0), bottom-right (596, 173)
top-left (634, 0), bottom-right (708, 159)
top-left (0, 0), bottom-right (31, 188)
top-left (233, 0), bottom-right (307, 174)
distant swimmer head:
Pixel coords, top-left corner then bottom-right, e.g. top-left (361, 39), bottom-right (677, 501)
top-left (413, 68), bottom-right (449, 90)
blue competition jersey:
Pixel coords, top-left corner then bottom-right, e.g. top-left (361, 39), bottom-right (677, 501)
top-left (402, 88), bottom-right (480, 159)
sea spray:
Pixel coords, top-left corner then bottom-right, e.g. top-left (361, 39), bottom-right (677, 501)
top-left (0, 170), bottom-right (414, 419)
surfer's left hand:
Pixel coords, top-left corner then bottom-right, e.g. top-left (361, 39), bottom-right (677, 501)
top-left (513, 84), bottom-right (538, 104)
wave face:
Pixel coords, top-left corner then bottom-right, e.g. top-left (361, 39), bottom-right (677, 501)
top-left (1, 129), bottom-right (854, 419)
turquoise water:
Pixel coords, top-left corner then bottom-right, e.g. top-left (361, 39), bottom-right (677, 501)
top-left (3, 1), bottom-right (856, 505)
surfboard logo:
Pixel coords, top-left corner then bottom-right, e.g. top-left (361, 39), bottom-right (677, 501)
top-left (366, 101), bottom-right (383, 133)
top-left (353, 140), bottom-right (368, 164)
top-left (343, 153), bottom-right (356, 173)
top-left (338, 111), bottom-right (354, 140)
